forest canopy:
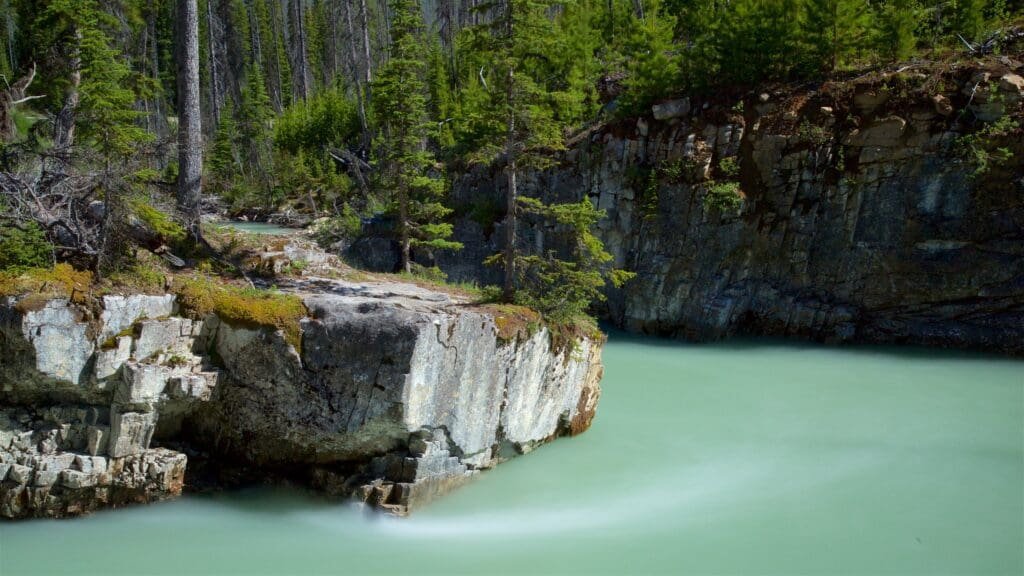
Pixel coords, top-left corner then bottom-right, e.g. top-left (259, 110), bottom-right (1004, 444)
top-left (0, 0), bottom-right (1020, 316)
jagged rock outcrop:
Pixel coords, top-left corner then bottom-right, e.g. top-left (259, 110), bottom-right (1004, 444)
top-left (435, 58), bottom-right (1024, 354)
top-left (0, 280), bottom-right (603, 518)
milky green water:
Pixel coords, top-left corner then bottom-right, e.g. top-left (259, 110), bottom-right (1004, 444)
top-left (2, 335), bottom-right (1022, 575)
top-left (212, 221), bottom-right (298, 235)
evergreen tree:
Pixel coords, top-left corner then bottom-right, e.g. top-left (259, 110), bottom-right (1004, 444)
top-left (515, 197), bottom-right (634, 321)
top-left (467, 0), bottom-right (630, 310)
top-left (619, 0), bottom-right (680, 113)
top-left (208, 98), bottom-right (241, 184)
top-left (953, 0), bottom-right (986, 42)
top-left (878, 0), bottom-right (919, 61)
top-left (717, 0), bottom-right (802, 85)
top-left (801, 0), bottom-right (874, 73)
top-left (373, 0), bottom-right (461, 273)
top-left (465, 0), bottom-right (573, 301)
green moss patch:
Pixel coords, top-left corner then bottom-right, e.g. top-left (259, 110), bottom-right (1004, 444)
top-left (174, 276), bottom-right (307, 350)
top-left (0, 263), bottom-right (94, 307)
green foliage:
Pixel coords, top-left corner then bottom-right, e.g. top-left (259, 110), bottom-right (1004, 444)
top-left (274, 86), bottom-right (361, 154)
top-left (129, 198), bottom-right (186, 244)
top-left (457, 0), bottom-right (588, 168)
top-left (719, 156), bottom-right (740, 178)
top-left (0, 222), bottom-right (54, 272)
top-left (704, 181), bottom-right (745, 212)
top-left (800, 0), bottom-right (874, 73)
top-left (878, 0), bottom-right (919, 61)
top-left (956, 116), bottom-right (1020, 177)
top-left (372, 0), bottom-right (462, 270)
top-left (105, 261), bottom-right (167, 293)
top-left (175, 275), bottom-right (308, 350)
top-left (618, 1), bottom-right (681, 114)
top-left (489, 197), bottom-right (634, 322)
top-left (25, 0), bottom-right (152, 157)
top-left (952, 0), bottom-right (987, 42)
top-left (310, 203), bottom-right (363, 246)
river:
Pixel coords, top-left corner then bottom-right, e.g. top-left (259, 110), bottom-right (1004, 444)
top-left (1, 334), bottom-right (1021, 575)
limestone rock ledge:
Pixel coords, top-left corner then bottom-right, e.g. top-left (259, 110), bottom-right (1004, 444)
top-left (0, 281), bottom-right (603, 519)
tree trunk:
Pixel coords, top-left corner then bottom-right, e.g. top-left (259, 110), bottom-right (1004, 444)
top-left (502, 0), bottom-right (516, 303)
top-left (54, 29), bottom-right (81, 153)
top-left (344, 0), bottom-right (370, 143)
top-left (358, 0), bottom-right (372, 84)
top-left (399, 185), bottom-right (411, 273)
top-left (294, 0), bottom-right (310, 100)
top-left (206, 0), bottom-right (222, 127)
top-left (177, 0), bottom-right (203, 234)
top-left (503, 151), bottom-right (517, 302)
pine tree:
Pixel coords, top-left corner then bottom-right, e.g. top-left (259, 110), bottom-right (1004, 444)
top-left (801, 0), bottom-right (873, 74)
top-left (35, 0), bottom-right (151, 157)
top-left (467, 0), bottom-right (630, 310)
top-left (373, 0), bottom-right (461, 273)
top-left (878, 0), bottom-right (919, 61)
top-left (208, 98), bottom-right (240, 184)
top-left (237, 58), bottom-right (275, 201)
top-left (515, 197), bottom-right (634, 321)
top-left (952, 0), bottom-right (986, 42)
top-left (619, 0), bottom-right (680, 114)
top-left (717, 0), bottom-right (802, 85)
top-left (464, 0), bottom-right (571, 301)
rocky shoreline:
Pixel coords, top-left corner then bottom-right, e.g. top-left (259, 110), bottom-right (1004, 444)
top-left (0, 279), bottom-right (602, 519)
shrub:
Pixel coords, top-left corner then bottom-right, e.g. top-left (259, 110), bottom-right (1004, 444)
top-left (956, 115), bottom-right (1019, 178)
top-left (0, 222), bottom-right (53, 272)
top-left (105, 261), bottom-right (167, 293)
top-left (704, 181), bottom-right (745, 212)
top-left (310, 203), bottom-right (362, 246)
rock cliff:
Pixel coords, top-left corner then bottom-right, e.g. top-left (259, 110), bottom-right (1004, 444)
top-left (0, 279), bottom-right (602, 518)
top-left (434, 58), bottom-right (1024, 354)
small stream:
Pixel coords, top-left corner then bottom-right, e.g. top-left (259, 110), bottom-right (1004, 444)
top-left (212, 221), bottom-right (300, 235)
top-left (1, 334), bottom-right (1021, 575)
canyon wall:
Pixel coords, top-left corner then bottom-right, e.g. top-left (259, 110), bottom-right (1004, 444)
top-left (437, 61), bottom-right (1024, 353)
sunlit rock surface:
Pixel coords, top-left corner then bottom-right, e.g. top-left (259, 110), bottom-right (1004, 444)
top-left (0, 282), bottom-right (603, 518)
top-left (434, 62), bottom-right (1024, 354)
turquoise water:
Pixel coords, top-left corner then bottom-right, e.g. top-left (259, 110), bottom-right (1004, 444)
top-left (212, 221), bottom-right (298, 235)
top-left (2, 335), bottom-right (1022, 575)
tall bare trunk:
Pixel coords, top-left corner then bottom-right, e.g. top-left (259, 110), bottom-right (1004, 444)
top-left (344, 0), bottom-right (369, 143)
top-left (206, 0), bottom-right (222, 126)
top-left (502, 3), bottom-right (516, 303)
top-left (291, 0), bottom-right (310, 100)
top-left (399, 185), bottom-right (411, 273)
top-left (358, 0), bottom-right (372, 84)
top-left (178, 0), bottom-right (203, 233)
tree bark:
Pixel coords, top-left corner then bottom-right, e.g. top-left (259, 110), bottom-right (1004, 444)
top-left (502, 2), bottom-right (516, 303)
top-left (177, 0), bottom-right (203, 234)
top-left (291, 0), bottom-right (310, 100)
top-left (206, 0), bottom-right (222, 127)
top-left (358, 0), bottom-right (373, 84)
top-left (344, 0), bottom-right (370, 143)
top-left (399, 182), bottom-right (411, 273)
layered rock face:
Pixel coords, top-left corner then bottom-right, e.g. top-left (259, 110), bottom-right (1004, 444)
top-left (0, 281), bottom-right (602, 518)
top-left (439, 61), bottom-right (1024, 353)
